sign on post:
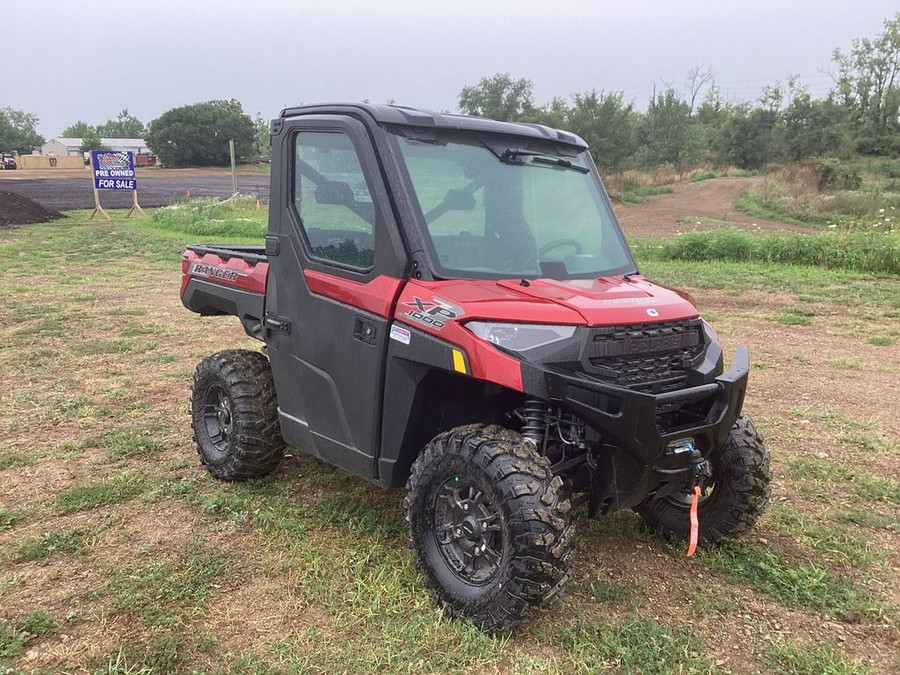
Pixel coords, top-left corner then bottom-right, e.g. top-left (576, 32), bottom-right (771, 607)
top-left (92, 150), bottom-right (137, 190)
top-left (89, 150), bottom-right (145, 220)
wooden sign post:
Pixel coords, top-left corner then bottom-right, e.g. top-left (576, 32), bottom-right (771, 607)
top-left (89, 177), bottom-right (111, 221)
top-left (229, 138), bottom-right (238, 198)
top-left (126, 188), bottom-right (146, 218)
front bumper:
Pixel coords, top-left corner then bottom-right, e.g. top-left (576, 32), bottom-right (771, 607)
top-left (523, 345), bottom-right (748, 463)
top-left (520, 346), bottom-right (750, 510)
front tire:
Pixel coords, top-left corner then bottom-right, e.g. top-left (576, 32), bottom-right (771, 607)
top-left (635, 415), bottom-right (772, 545)
top-left (405, 424), bottom-right (574, 629)
top-left (191, 349), bottom-right (285, 480)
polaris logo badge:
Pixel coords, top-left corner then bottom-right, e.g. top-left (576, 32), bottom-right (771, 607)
top-left (646, 308), bottom-right (660, 317)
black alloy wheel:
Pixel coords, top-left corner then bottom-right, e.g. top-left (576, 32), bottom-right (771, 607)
top-left (202, 384), bottom-right (233, 458)
top-left (433, 478), bottom-right (503, 585)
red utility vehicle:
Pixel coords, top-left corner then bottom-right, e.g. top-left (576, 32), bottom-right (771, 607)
top-left (181, 104), bottom-right (771, 628)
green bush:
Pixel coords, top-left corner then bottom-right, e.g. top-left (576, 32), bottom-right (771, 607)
top-left (728, 169), bottom-right (758, 178)
top-left (690, 170), bottom-right (717, 182)
top-left (733, 187), bottom-right (899, 229)
top-left (643, 228), bottom-right (900, 275)
top-left (612, 185), bottom-right (674, 204)
top-left (150, 197), bottom-right (267, 238)
top-left (817, 158), bottom-right (862, 191)
top-left (734, 190), bottom-right (793, 222)
top-left (826, 191), bottom-right (900, 225)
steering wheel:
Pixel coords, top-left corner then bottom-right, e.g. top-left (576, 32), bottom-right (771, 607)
top-left (539, 238), bottom-right (583, 258)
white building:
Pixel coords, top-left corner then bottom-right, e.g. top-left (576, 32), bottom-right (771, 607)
top-left (40, 137), bottom-right (150, 156)
top-left (40, 138), bottom-right (82, 156)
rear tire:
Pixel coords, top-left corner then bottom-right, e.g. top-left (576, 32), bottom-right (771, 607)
top-left (635, 415), bottom-right (772, 545)
top-left (191, 349), bottom-right (285, 480)
top-left (405, 424), bottom-right (574, 629)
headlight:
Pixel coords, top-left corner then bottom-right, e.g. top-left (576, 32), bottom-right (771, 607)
top-left (465, 322), bottom-right (576, 352)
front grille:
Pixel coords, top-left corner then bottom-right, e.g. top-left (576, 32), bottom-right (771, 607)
top-left (585, 319), bottom-right (704, 393)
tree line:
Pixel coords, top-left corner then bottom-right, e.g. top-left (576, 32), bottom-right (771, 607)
top-left (56, 103), bottom-right (262, 167)
top-left (60, 110), bottom-right (147, 153)
top-left (3, 12), bottom-right (896, 169)
top-left (458, 13), bottom-right (900, 173)
top-left (0, 99), bottom-right (264, 167)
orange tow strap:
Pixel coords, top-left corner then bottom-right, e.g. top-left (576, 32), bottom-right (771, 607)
top-left (686, 485), bottom-right (701, 557)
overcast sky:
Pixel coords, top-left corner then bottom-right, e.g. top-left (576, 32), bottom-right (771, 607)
top-left (3, 0), bottom-right (897, 137)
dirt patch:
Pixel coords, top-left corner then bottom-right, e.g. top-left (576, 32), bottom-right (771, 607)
top-left (0, 191), bottom-right (64, 228)
top-left (613, 177), bottom-right (818, 238)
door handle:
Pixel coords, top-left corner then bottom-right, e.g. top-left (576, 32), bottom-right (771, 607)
top-left (265, 315), bottom-right (291, 335)
top-left (353, 316), bottom-right (377, 345)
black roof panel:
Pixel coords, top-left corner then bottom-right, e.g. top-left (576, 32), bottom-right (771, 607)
top-left (280, 103), bottom-right (588, 149)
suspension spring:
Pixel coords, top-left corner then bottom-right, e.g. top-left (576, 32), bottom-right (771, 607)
top-left (521, 399), bottom-right (551, 447)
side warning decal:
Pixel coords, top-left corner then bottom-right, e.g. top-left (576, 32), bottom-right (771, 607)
top-left (389, 324), bottom-right (411, 345)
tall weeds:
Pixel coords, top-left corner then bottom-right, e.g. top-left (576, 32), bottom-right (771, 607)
top-left (635, 229), bottom-right (900, 275)
top-left (150, 197), bottom-right (267, 238)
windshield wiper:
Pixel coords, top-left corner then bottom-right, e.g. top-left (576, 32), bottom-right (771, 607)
top-left (530, 155), bottom-right (590, 173)
top-left (500, 149), bottom-right (589, 173)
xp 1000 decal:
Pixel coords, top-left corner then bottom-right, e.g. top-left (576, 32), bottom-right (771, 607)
top-left (402, 296), bottom-right (463, 330)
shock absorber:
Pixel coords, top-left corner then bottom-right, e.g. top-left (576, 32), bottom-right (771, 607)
top-left (520, 399), bottom-right (551, 449)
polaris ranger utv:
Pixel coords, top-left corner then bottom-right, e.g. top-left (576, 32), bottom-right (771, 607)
top-left (181, 104), bottom-right (772, 628)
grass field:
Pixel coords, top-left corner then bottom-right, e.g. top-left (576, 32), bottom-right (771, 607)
top-left (0, 202), bottom-right (898, 674)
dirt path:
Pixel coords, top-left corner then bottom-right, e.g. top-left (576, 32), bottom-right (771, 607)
top-left (614, 176), bottom-right (816, 238)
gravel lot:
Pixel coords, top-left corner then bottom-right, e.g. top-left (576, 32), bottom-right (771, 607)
top-left (0, 168), bottom-right (270, 211)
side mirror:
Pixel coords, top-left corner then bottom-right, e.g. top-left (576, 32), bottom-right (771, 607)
top-left (314, 180), bottom-right (355, 206)
top-left (443, 187), bottom-right (476, 211)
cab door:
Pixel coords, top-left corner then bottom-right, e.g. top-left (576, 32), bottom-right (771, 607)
top-left (265, 115), bottom-right (408, 479)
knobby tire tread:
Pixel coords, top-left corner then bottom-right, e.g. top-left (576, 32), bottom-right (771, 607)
top-left (191, 349), bottom-right (285, 480)
top-left (405, 424), bottom-right (574, 629)
top-left (635, 415), bottom-right (772, 545)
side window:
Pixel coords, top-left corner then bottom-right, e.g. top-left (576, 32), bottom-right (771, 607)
top-left (294, 131), bottom-right (375, 269)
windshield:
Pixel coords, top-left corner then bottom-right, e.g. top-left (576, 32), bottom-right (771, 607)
top-left (394, 133), bottom-right (636, 280)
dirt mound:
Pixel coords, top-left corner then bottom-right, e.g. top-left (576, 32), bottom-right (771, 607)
top-left (0, 191), bottom-right (64, 228)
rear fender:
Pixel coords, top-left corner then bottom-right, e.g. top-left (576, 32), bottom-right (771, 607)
top-left (180, 249), bottom-right (269, 340)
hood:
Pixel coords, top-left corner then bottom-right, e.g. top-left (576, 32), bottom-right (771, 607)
top-left (407, 275), bottom-right (698, 326)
